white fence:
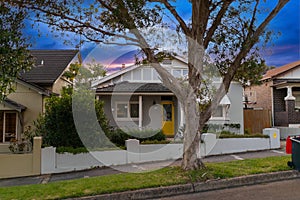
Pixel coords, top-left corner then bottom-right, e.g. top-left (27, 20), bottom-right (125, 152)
top-left (42, 128), bottom-right (280, 174)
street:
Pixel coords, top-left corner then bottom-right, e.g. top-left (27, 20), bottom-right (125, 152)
top-left (156, 178), bottom-right (300, 200)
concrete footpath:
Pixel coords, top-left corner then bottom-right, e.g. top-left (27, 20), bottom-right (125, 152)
top-left (0, 148), bottom-right (288, 188)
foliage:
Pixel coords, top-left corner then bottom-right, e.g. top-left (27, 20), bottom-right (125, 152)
top-left (8, 126), bottom-right (35, 153)
top-left (218, 131), bottom-right (269, 139)
top-left (63, 61), bottom-right (107, 83)
top-left (56, 146), bottom-right (88, 154)
top-left (0, 156), bottom-right (290, 200)
top-left (8, 139), bottom-right (32, 154)
top-left (106, 129), bottom-right (166, 147)
top-left (62, 62), bottom-right (81, 82)
top-left (0, 2), bottom-right (33, 100)
top-left (234, 58), bottom-right (268, 88)
top-left (202, 123), bottom-right (241, 134)
top-left (140, 140), bottom-right (170, 145)
top-left (36, 87), bottom-right (111, 148)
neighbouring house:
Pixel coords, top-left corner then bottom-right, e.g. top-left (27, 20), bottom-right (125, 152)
top-left (0, 50), bottom-right (79, 149)
top-left (245, 60), bottom-right (300, 127)
top-left (92, 57), bottom-right (244, 136)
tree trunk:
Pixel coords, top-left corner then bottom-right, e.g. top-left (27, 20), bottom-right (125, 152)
top-left (181, 97), bottom-right (205, 170)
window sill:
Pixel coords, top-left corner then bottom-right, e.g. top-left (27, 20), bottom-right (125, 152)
top-left (210, 117), bottom-right (230, 121)
top-left (116, 118), bottom-right (139, 122)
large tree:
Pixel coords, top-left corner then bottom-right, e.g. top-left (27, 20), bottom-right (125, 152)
top-left (9, 0), bottom-right (290, 170)
top-left (0, 1), bottom-right (33, 100)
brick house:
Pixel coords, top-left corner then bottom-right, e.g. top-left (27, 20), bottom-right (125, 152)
top-left (245, 60), bottom-right (300, 126)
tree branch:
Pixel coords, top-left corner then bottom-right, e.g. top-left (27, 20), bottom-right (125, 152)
top-left (204, 0), bottom-right (290, 123)
top-left (204, 0), bottom-right (234, 48)
top-left (11, 0), bottom-right (139, 43)
top-left (149, 0), bottom-right (191, 37)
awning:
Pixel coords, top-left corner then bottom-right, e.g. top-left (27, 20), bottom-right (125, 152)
top-left (2, 99), bottom-right (27, 112)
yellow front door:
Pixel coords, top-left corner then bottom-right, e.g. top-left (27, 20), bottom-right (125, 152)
top-left (161, 101), bottom-right (174, 136)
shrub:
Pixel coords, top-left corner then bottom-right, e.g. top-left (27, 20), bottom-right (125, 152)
top-left (35, 87), bottom-right (111, 148)
top-left (56, 146), bottom-right (89, 154)
top-left (218, 131), bottom-right (269, 139)
top-left (106, 129), bottom-right (166, 147)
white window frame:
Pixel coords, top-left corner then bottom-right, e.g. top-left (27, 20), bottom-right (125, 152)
top-left (210, 105), bottom-right (230, 121)
top-left (115, 101), bottom-right (139, 121)
top-left (0, 111), bottom-right (18, 143)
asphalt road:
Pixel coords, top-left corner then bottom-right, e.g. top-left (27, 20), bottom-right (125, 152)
top-left (156, 178), bottom-right (300, 200)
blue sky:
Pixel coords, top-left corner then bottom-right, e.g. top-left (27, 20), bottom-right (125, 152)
top-left (24, 0), bottom-right (299, 68)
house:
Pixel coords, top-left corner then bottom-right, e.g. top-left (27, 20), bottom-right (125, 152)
top-left (92, 57), bottom-right (244, 136)
top-left (245, 60), bottom-right (300, 127)
top-left (0, 50), bottom-right (79, 148)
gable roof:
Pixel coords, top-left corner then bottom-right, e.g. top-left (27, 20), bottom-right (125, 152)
top-left (262, 60), bottom-right (300, 81)
top-left (91, 56), bottom-right (188, 88)
top-left (16, 78), bottom-right (51, 96)
top-left (91, 64), bottom-right (140, 87)
top-left (20, 50), bottom-right (78, 86)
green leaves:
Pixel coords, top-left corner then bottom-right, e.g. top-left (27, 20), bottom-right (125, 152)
top-left (0, 2), bottom-right (33, 100)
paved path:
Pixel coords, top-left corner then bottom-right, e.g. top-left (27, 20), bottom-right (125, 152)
top-left (0, 149), bottom-right (288, 187)
top-left (156, 178), bottom-right (300, 200)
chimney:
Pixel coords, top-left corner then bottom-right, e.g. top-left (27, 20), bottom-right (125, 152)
top-left (122, 64), bottom-right (125, 69)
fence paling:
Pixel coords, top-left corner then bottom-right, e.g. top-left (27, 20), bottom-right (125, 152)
top-left (244, 109), bottom-right (271, 134)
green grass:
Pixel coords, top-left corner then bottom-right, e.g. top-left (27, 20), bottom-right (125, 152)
top-left (0, 156), bottom-right (291, 200)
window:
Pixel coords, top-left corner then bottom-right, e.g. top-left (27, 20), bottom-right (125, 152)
top-left (143, 68), bottom-right (152, 80)
top-left (172, 69), bottom-right (188, 78)
top-left (173, 69), bottom-right (182, 77)
top-left (116, 102), bottom-right (139, 120)
top-left (116, 103), bottom-right (128, 118)
top-left (212, 106), bottom-right (224, 118)
top-left (0, 111), bottom-right (17, 143)
top-left (183, 69), bottom-right (188, 76)
top-left (211, 105), bottom-right (229, 120)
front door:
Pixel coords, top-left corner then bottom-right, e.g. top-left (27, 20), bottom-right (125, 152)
top-left (161, 101), bottom-right (174, 136)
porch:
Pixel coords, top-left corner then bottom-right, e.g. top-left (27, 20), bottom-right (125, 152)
top-left (273, 81), bottom-right (300, 126)
top-left (96, 82), bottom-right (184, 136)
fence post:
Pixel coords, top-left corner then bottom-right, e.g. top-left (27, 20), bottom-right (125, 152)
top-left (126, 139), bottom-right (140, 163)
top-left (32, 137), bottom-right (42, 175)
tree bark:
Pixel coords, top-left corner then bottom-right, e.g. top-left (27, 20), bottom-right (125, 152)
top-left (181, 94), bottom-right (205, 170)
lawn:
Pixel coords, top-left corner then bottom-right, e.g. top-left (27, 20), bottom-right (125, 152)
top-left (0, 156), bottom-right (291, 200)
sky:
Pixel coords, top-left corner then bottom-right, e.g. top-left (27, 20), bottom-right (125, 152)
top-left (24, 0), bottom-right (300, 70)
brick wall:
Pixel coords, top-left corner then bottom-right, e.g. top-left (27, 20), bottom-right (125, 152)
top-left (273, 88), bottom-right (286, 112)
top-left (273, 88), bottom-right (287, 126)
top-left (286, 100), bottom-right (300, 124)
top-left (244, 81), bottom-right (272, 110)
top-left (274, 93), bottom-right (300, 126)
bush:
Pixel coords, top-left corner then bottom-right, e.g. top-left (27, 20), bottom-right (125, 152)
top-left (106, 129), bottom-right (166, 147)
top-left (218, 131), bottom-right (269, 139)
top-left (56, 146), bottom-right (89, 154)
top-left (35, 87), bottom-right (112, 148)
